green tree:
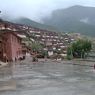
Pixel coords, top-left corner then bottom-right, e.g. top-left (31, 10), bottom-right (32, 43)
top-left (67, 46), bottom-right (73, 60)
top-left (67, 39), bottom-right (92, 59)
top-left (31, 42), bottom-right (43, 52)
top-left (30, 42), bottom-right (43, 62)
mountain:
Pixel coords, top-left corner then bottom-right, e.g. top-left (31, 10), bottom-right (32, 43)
top-left (11, 17), bottom-right (58, 32)
top-left (42, 5), bottom-right (95, 37)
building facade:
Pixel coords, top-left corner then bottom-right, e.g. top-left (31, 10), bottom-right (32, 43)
top-left (0, 30), bottom-right (23, 62)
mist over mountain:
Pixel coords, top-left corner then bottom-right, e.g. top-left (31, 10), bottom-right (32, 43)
top-left (1, 5), bottom-right (95, 36)
top-left (42, 5), bottom-right (95, 36)
top-left (13, 17), bottom-right (59, 32)
top-left (1, 16), bottom-right (58, 32)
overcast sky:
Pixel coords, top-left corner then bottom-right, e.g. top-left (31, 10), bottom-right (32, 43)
top-left (0, 0), bottom-right (95, 22)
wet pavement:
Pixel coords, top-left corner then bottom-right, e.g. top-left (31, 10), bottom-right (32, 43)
top-left (0, 57), bottom-right (95, 95)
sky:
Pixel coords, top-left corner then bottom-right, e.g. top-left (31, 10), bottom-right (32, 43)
top-left (0, 0), bottom-right (95, 22)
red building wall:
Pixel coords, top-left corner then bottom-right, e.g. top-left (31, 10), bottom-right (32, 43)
top-left (3, 32), bottom-right (22, 61)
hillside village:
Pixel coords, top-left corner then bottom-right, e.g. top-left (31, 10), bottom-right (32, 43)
top-left (0, 19), bottom-right (80, 62)
top-left (1, 1), bottom-right (95, 94)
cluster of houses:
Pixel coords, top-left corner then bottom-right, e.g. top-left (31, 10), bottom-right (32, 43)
top-left (0, 19), bottom-right (80, 62)
top-left (0, 21), bottom-right (30, 62)
top-left (27, 29), bottom-right (77, 58)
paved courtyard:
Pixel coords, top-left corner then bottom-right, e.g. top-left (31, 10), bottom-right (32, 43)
top-left (0, 57), bottom-right (95, 95)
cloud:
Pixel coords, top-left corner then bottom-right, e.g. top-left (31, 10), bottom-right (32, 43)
top-left (0, 0), bottom-right (95, 21)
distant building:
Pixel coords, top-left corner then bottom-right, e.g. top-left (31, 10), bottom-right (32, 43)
top-left (48, 51), bottom-right (54, 56)
top-left (21, 42), bottom-right (31, 57)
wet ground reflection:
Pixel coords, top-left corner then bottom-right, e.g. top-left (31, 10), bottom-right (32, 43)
top-left (0, 60), bottom-right (95, 95)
